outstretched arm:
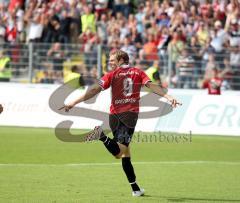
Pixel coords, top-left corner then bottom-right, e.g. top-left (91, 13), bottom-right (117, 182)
top-left (145, 82), bottom-right (182, 108)
top-left (59, 84), bottom-right (102, 112)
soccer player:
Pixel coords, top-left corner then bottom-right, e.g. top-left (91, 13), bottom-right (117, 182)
top-left (0, 104), bottom-right (3, 114)
top-left (202, 68), bottom-right (223, 95)
top-left (60, 50), bottom-right (181, 196)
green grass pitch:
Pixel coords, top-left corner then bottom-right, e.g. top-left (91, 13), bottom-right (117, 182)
top-left (0, 127), bottom-right (240, 203)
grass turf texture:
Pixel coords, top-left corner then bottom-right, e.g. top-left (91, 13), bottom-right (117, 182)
top-left (0, 127), bottom-right (240, 203)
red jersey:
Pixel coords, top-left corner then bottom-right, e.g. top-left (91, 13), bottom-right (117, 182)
top-left (203, 77), bottom-right (222, 95)
top-left (99, 66), bottom-right (151, 114)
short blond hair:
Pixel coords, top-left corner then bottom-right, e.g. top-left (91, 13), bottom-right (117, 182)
top-left (110, 50), bottom-right (129, 65)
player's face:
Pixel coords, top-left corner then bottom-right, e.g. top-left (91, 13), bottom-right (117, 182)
top-left (108, 54), bottom-right (118, 70)
top-left (212, 69), bottom-right (218, 77)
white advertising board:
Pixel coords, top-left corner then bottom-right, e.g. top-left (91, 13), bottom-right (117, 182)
top-left (0, 83), bottom-right (239, 136)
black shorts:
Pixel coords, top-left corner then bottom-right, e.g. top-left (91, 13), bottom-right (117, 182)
top-left (109, 111), bottom-right (138, 147)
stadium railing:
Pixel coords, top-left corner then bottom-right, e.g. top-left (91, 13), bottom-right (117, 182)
top-left (0, 42), bottom-right (239, 90)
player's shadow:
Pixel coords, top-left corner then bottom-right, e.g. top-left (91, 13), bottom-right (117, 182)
top-left (167, 197), bottom-right (240, 202)
top-left (143, 195), bottom-right (240, 202)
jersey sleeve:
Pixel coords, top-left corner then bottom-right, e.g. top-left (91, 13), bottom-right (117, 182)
top-left (98, 72), bottom-right (113, 90)
top-left (140, 70), bottom-right (151, 85)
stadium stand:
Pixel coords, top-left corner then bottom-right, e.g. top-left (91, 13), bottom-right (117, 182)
top-left (0, 0), bottom-right (239, 89)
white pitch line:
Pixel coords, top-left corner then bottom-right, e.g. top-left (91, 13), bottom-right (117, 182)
top-left (0, 161), bottom-right (240, 167)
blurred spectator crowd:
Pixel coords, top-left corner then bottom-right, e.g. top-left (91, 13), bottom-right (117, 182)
top-left (0, 0), bottom-right (239, 90)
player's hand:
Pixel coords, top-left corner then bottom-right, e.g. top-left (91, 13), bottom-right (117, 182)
top-left (0, 104), bottom-right (3, 114)
top-left (58, 103), bottom-right (75, 112)
top-left (166, 95), bottom-right (182, 108)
